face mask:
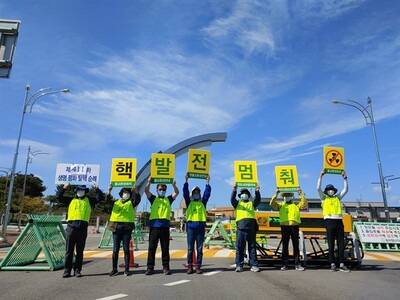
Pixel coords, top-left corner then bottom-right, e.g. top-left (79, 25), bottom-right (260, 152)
top-left (240, 194), bottom-right (249, 201)
top-left (284, 197), bottom-right (293, 202)
top-left (158, 190), bottom-right (166, 197)
top-left (193, 194), bottom-right (200, 201)
top-left (327, 190), bottom-right (335, 196)
top-left (76, 190), bottom-right (85, 198)
top-left (122, 193), bottom-right (130, 200)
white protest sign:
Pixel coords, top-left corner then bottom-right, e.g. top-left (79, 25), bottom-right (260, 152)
top-left (55, 163), bottom-right (100, 185)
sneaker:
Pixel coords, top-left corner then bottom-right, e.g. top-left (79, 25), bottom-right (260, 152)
top-left (195, 267), bottom-right (203, 274)
top-left (62, 270), bottom-right (71, 278)
top-left (187, 267), bottom-right (194, 274)
top-left (339, 263), bottom-right (351, 273)
top-left (109, 269), bottom-right (119, 276)
top-left (163, 267), bottom-right (171, 275)
top-left (145, 268), bottom-right (154, 276)
top-left (74, 270), bottom-right (82, 278)
top-left (235, 266), bottom-right (243, 272)
top-left (280, 265), bottom-right (288, 271)
top-left (124, 270), bottom-right (130, 276)
top-left (295, 264), bottom-right (305, 271)
top-left (330, 263), bottom-right (337, 272)
top-left (251, 266), bottom-right (260, 272)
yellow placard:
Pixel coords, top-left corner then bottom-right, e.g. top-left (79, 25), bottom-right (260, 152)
top-left (150, 153), bottom-right (175, 184)
top-left (187, 149), bottom-right (210, 179)
top-left (110, 158), bottom-right (137, 187)
top-left (323, 146), bottom-right (345, 175)
top-left (275, 165), bottom-right (299, 192)
top-left (234, 161), bottom-right (258, 188)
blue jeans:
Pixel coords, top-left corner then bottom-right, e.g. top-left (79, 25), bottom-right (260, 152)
top-left (187, 226), bottom-right (205, 268)
top-left (236, 229), bottom-right (258, 267)
top-left (112, 227), bottom-right (132, 270)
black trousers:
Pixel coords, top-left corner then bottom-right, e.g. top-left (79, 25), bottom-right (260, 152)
top-left (64, 226), bottom-right (88, 272)
top-left (325, 219), bottom-right (345, 264)
top-left (281, 225), bottom-right (300, 265)
top-left (147, 227), bottom-right (170, 268)
top-left (112, 227), bottom-right (132, 270)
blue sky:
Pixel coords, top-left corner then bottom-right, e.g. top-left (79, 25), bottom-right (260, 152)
top-left (1, 0), bottom-right (399, 211)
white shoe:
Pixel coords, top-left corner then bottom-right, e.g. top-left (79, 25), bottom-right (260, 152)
top-left (251, 266), bottom-right (260, 272)
top-left (295, 264), bottom-right (305, 271)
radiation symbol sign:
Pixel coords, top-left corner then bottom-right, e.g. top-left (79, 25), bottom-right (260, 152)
top-left (323, 147), bottom-right (345, 174)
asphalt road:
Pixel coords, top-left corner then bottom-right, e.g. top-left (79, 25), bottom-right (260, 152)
top-left (0, 255), bottom-right (399, 300)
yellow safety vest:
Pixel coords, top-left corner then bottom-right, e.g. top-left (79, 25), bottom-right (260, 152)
top-left (186, 201), bottom-right (207, 222)
top-left (235, 201), bottom-right (255, 222)
top-left (149, 197), bottom-right (171, 220)
top-left (67, 197), bottom-right (91, 222)
top-left (110, 199), bottom-right (135, 223)
top-left (279, 202), bottom-right (301, 224)
top-left (322, 196), bottom-right (342, 216)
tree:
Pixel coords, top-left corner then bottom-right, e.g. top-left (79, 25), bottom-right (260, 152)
top-left (0, 173), bottom-right (46, 213)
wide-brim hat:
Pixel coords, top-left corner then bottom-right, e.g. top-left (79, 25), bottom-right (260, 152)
top-left (324, 184), bottom-right (338, 195)
top-left (281, 192), bottom-right (294, 197)
top-left (74, 185), bottom-right (89, 193)
top-left (238, 188), bottom-right (251, 198)
top-left (119, 188), bottom-right (132, 198)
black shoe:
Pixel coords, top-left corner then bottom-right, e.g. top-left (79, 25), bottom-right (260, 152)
top-left (109, 269), bottom-right (119, 276)
top-left (163, 267), bottom-right (171, 275)
top-left (74, 269), bottom-right (82, 278)
top-left (187, 267), bottom-right (194, 274)
top-left (195, 267), bottom-right (203, 274)
top-left (62, 270), bottom-right (71, 278)
top-left (145, 268), bottom-right (154, 276)
top-left (124, 270), bottom-right (130, 276)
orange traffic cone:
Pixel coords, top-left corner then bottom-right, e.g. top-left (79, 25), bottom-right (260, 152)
top-left (184, 250), bottom-right (197, 267)
top-left (119, 240), bottom-right (139, 268)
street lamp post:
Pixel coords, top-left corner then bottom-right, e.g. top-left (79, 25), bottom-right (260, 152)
top-left (17, 146), bottom-right (49, 231)
top-left (332, 97), bottom-right (390, 222)
top-left (0, 84), bottom-right (69, 243)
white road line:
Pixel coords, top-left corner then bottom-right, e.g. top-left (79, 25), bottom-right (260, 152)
top-left (203, 270), bottom-right (222, 276)
top-left (214, 249), bottom-right (232, 257)
top-left (95, 294), bottom-right (128, 300)
top-left (164, 280), bottom-right (191, 286)
top-left (91, 251), bottom-right (113, 258)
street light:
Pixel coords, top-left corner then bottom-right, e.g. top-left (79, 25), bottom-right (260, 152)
top-left (332, 97), bottom-right (390, 222)
top-left (0, 84), bottom-right (69, 243)
top-left (17, 146), bottom-right (49, 231)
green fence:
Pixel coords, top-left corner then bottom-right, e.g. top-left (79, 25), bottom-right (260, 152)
top-left (0, 214), bottom-right (66, 271)
top-left (204, 219), bottom-right (234, 249)
top-left (98, 222), bottom-right (147, 250)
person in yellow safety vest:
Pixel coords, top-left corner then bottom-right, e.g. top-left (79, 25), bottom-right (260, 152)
top-left (144, 176), bottom-right (179, 275)
top-left (317, 170), bottom-right (350, 272)
top-left (231, 185), bottom-right (261, 273)
top-left (106, 185), bottom-right (141, 277)
top-left (270, 188), bottom-right (307, 271)
top-left (183, 174), bottom-right (211, 274)
top-left (57, 183), bottom-right (104, 278)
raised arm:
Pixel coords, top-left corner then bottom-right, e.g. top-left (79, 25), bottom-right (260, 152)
top-left (297, 187), bottom-right (308, 209)
top-left (253, 185), bottom-right (261, 208)
top-left (231, 185), bottom-right (238, 208)
top-left (269, 188), bottom-right (281, 211)
top-left (202, 175), bottom-right (211, 206)
top-left (171, 180), bottom-right (179, 200)
top-left (317, 170), bottom-right (326, 201)
top-left (131, 185), bottom-right (141, 207)
top-left (57, 183), bottom-right (73, 205)
top-left (145, 176), bottom-right (153, 199)
top-left (183, 174), bottom-right (190, 207)
top-left (338, 171), bottom-right (348, 200)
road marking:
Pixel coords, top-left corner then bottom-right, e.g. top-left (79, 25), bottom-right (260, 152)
top-left (164, 280), bottom-right (191, 286)
top-left (90, 251), bottom-right (113, 258)
top-left (95, 294), bottom-right (128, 300)
top-left (376, 253), bottom-right (400, 261)
top-left (214, 249), bottom-right (233, 257)
top-left (203, 270), bottom-right (222, 276)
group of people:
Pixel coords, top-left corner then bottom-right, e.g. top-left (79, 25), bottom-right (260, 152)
top-left (57, 170), bottom-right (350, 278)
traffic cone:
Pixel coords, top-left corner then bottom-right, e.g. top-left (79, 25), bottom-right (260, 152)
top-left (183, 250), bottom-right (197, 267)
top-left (119, 240), bottom-right (139, 268)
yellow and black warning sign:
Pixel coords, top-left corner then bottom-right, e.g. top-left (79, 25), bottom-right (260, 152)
top-left (323, 146), bottom-right (345, 175)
